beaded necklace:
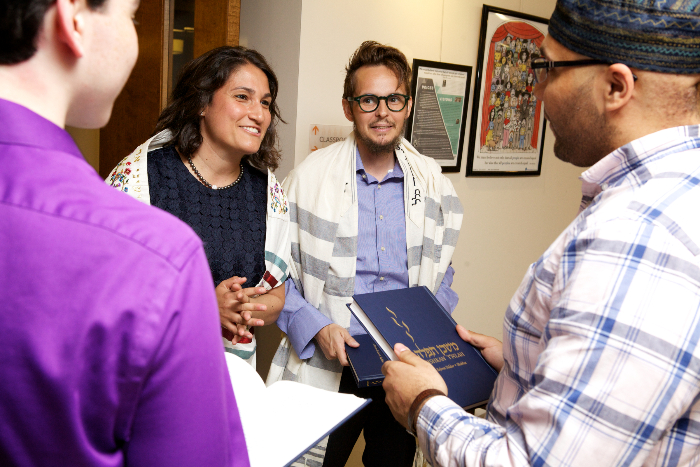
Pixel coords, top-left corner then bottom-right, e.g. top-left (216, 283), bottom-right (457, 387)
top-left (187, 155), bottom-right (244, 190)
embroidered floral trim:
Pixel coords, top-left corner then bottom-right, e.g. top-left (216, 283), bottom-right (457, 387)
top-left (107, 159), bottom-right (132, 193)
top-left (269, 180), bottom-right (288, 215)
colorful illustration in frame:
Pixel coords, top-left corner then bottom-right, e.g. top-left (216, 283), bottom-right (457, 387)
top-left (466, 6), bottom-right (548, 176)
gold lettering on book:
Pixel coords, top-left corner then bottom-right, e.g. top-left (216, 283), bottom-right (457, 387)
top-left (435, 360), bottom-right (467, 373)
top-left (436, 342), bottom-right (460, 355)
top-left (372, 343), bottom-right (386, 363)
top-left (427, 356), bottom-right (446, 364)
top-left (415, 346), bottom-right (438, 358)
top-left (415, 342), bottom-right (464, 366)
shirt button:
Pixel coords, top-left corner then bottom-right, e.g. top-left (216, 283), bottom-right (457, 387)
top-left (378, 185), bottom-right (381, 189)
top-left (379, 277), bottom-right (384, 281)
top-left (381, 247), bottom-right (385, 251)
top-left (379, 215), bottom-right (384, 220)
top-left (362, 174), bottom-right (367, 179)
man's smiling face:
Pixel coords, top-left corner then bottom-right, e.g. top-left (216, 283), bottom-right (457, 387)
top-left (343, 65), bottom-right (412, 155)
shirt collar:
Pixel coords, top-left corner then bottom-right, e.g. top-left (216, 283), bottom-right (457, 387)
top-left (578, 151), bottom-right (623, 206)
top-left (355, 146), bottom-right (404, 183)
top-left (579, 125), bottom-right (700, 210)
top-left (0, 98), bottom-right (82, 159)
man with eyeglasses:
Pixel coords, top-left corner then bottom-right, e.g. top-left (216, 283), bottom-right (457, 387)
top-left (268, 40), bottom-right (462, 467)
top-left (382, 0), bottom-right (700, 466)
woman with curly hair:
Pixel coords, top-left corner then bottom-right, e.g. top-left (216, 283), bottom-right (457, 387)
top-left (107, 46), bottom-right (290, 367)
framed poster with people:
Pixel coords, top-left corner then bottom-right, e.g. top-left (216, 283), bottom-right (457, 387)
top-left (466, 5), bottom-right (548, 176)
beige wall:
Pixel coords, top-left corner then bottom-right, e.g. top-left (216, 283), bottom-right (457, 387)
top-left (292, 0), bottom-right (583, 343)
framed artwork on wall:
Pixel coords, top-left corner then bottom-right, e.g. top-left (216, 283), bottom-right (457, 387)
top-left (466, 5), bottom-right (548, 176)
top-left (405, 59), bottom-right (472, 173)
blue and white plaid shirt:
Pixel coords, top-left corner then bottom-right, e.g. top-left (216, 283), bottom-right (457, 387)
top-left (417, 126), bottom-right (700, 466)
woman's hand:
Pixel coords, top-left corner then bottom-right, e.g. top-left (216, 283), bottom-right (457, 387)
top-left (216, 276), bottom-right (267, 343)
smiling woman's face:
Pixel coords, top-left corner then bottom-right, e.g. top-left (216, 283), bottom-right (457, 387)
top-left (199, 63), bottom-right (272, 158)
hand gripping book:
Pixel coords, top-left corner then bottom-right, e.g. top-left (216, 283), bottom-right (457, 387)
top-left (346, 286), bottom-right (498, 409)
top-left (225, 353), bottom-right (370, 467)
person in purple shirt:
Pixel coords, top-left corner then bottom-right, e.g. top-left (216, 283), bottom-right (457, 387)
top-left (0, 0), bottom-right (248, 465)
top-left (267, 41), bottom-right (463, 467)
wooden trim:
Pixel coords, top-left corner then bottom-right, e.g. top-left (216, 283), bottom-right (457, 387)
top-left (162, 0), bottom-right (175, 110)
top-left (227, 0), bottom-right (240, 47)
top-left (194, 0), bottom-right (240, 58)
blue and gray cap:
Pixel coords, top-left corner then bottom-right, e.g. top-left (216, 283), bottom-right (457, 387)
top-left (548, 0), bottom-right (700, 74)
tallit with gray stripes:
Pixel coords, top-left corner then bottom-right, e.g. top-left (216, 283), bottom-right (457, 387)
top-left (266, 133), bottom-right (462, 466)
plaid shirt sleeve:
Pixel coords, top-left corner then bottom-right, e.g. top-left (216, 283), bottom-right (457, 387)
top-left (417, 194), bottom-right (700, 466)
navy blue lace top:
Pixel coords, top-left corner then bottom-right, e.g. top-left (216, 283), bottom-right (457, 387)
top-left (147, 145), bottom-right (267, 288)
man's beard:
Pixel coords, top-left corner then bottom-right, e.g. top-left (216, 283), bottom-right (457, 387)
top-left (551, 84), bottom-right (614, 168)
top-left (354, 119), bottom-right (405, 155)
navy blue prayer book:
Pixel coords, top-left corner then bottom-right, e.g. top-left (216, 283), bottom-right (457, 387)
top-left (346, 333), bottom-right (390, 388)
top-left (347, 286), bottom-right (498, 409)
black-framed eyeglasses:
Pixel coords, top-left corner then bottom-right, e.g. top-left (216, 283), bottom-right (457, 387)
top-left (346, 94), bottom-right (410, 112)
top-left (530, 58), bottom-right (638, 84)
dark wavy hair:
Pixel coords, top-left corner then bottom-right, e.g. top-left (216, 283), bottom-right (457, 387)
top-left (342, 41), bottom-right (412, 100)
top-left (154, 46), bottom-right (283, 171)
top-left (0, 0), bottom-right (107, 65)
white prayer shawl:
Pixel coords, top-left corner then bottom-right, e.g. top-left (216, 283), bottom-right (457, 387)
top-left (106, 130), bottom-right (291, 366)
top-left (266, 133), bottom-right (462, 466)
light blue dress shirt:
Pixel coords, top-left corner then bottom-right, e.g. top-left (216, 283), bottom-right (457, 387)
top-left (277, 149), bottom-right (458, 359)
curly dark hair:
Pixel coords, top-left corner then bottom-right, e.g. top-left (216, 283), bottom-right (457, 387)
top-left (0, 0), bottom-right (107, 65)
top-left (342, 41), bottom-right (412, 100)
top-left (154, 46), bottom-right (283, 171)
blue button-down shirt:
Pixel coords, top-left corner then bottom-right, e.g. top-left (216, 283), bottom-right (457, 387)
top-left (278, 149), bottom-right (458, 359)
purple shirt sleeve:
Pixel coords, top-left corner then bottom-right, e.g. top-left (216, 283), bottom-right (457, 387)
top-left (124, 248), bottom-right (249, 466)
top-left (276, 280), bottom-right (332, 359)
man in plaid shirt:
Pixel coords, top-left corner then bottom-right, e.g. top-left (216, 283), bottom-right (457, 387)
top-left (382, 1), bottom-right (700, 466)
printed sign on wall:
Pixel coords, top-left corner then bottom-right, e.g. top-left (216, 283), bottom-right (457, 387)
top-left (309, 124), bottom-right (353, 154)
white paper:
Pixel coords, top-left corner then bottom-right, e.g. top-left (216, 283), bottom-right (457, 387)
top-left (225, 354), bottom-right (369, 467)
